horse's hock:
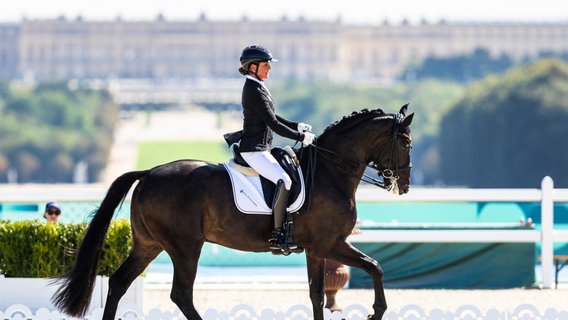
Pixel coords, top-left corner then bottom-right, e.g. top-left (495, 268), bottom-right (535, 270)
top-left (324, 259), bottom-right (350, 312)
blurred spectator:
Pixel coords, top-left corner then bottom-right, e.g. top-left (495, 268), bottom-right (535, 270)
top-left (44, 201), bottom-right (61, 223)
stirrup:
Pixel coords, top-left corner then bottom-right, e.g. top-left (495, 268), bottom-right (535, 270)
top-left (283, 216), bottom-right (298, 250)
top-left (270, 244), bottom-right (303, 255)
top-left (268, 229), bottom-right (297, 251)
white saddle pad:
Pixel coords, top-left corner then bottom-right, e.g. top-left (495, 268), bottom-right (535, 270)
top-left (223, 162), bottom-right (305, 215)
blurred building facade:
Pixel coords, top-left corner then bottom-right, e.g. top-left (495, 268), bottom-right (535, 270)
top-left (1, 16), bottom-right (567, 82)
top-left (0, 23), bottom-right (19, 79)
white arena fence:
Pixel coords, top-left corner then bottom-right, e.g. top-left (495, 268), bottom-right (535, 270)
top-left (1, 303), bottom-right (568, 320)
top-left (0, 176), bottom-right (567, 289)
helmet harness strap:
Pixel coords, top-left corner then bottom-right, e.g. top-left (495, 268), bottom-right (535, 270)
top-left (249, 62), bottom-right (260, 79)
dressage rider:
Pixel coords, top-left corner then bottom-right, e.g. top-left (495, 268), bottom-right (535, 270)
top-left (237, 44), bottom-right (316, 252)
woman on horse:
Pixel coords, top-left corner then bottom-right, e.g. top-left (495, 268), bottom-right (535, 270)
top-left (237, 44), bottom-right (316, 252)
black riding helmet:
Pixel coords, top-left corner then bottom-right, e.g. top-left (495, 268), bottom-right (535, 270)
top-left (238, 44), bottom-right (278, 76)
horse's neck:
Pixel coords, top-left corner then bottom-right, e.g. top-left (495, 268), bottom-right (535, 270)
top-left (312, 139), bottom-right (369, 193)
top-left (307, 112), bottom-right (394, 198)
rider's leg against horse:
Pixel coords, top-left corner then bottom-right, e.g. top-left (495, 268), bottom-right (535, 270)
top-left (240, 151), bottom-right (297, 251)
top-left (269, 179), bottom-right (297, 251)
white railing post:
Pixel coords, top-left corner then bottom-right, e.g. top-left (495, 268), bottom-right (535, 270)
top-left (540, 176), bottom-right (554, 289)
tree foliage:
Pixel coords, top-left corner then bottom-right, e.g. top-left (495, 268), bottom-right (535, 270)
top-left (407, 48), bottom-right (514, 83)
top-left (0, 80), bottom-right (119, 182)
top-left (3, 57), bottom-right (565, 187)
top-left (439, 59), bottom-right (568, 187)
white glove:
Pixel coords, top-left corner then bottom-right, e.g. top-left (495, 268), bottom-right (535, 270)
top-left (302, 132), bottom-right (316, 146)
top-left (298, 122), bottom-right (312, 133)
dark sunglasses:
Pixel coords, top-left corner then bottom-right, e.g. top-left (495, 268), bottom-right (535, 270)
top-left (47, 210), bottom-right (61, 216)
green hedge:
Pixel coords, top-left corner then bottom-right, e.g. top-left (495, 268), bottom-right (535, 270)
top-left (0, 219), bottom-right (132, 277)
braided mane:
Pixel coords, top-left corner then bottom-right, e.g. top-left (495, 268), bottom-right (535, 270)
top-left (321, 108), bottom-right (387, 137)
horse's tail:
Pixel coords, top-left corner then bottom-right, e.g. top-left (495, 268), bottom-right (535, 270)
top-left (51, 169), bottom-right (149, 317)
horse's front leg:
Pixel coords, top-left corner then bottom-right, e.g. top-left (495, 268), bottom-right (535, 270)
top-left (305, 251), bottom-right (325, 320)
top-left (328, 242), bottom-right (387, 320)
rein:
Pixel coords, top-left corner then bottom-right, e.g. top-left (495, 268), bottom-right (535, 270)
top-left (311, 144), bottom-right (397, 189)
top-left (304, 119), bottom-right (412, 191)
top-left (298, 111), bottom-right (412, 210)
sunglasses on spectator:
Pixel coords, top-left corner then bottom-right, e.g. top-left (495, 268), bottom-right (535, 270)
top-left (47, 209), bottom-right (61, 216)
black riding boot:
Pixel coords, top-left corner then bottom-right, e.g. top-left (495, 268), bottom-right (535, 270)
top-left (268, 180), bottom-right (297, 251)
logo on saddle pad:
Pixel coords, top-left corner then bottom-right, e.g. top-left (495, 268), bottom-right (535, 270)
top-left (223, 151), bottom-right (305, 215)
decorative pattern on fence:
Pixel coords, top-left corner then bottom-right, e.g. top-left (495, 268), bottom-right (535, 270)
top-left (2, 303), bottom-right (568, 320)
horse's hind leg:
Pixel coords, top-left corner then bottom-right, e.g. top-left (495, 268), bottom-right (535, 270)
top-left (169, 241), bottom-right (205, 320)
top-left (102, 242), bottom-right (162, 320)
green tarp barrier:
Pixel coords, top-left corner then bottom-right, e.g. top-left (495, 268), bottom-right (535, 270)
top-left (349, 226), bottom-right (536, 289)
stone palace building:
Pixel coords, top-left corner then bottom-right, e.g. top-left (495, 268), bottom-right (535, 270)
top-left (0, 16), bottom-right (567, 82)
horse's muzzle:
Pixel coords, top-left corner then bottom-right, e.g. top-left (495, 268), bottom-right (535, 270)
top-left (399, 184), bottom-right (410, 195)
top-left (385, 180), bottom-right (409, 195)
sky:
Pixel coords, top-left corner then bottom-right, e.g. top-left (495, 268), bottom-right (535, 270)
top-left (1, 0), bottom-right (567, 25)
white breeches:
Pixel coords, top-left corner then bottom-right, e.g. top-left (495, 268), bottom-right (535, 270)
top-left (241, 151), bottom-right (292, 190)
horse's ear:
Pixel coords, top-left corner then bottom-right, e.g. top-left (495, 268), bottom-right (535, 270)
top-left (402, 113), bottom-right (414, 128)
top-left (399, 103), bottom-right (409, 116)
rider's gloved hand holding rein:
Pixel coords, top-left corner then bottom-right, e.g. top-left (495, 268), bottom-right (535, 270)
top-left (298, 122), bottom-right (312, 133)
top-left (298, 122), bottom-right (315, 146)
top-left (302, 132), bottom-right (316, 146)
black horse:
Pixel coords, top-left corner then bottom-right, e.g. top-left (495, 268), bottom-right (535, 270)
top-left (52, 105), bottom-right (414, 320)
